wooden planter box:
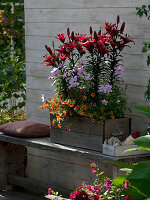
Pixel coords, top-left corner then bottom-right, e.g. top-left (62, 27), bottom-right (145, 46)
top-left (50, 116), bottom-right (131, 152)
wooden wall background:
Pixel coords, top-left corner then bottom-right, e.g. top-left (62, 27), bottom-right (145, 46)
top-left (24, 0), bottom-right (150, 132)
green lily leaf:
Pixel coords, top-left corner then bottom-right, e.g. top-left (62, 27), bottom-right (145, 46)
top-left (132, 105), bottom-right (150, 118)
top-left (134, 136), bottom-right (150, 149)
top-left (127, 160), bottom-right (150, 197)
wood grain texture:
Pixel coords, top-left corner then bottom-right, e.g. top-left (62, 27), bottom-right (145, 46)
top-left (25, 8), bottom-right (146, 24)
top-left (24, 0), bottom-right (150, 9)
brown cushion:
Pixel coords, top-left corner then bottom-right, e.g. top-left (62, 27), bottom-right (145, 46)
top-left (0, 120), bottom-right (50, 138)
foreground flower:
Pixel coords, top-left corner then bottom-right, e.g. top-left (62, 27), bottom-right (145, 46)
top-left (124, 181), bottom-right (131, 189)
top-left (91, 163), bottom-right (97, 173)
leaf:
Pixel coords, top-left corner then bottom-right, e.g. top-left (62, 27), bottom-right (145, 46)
top-left (127, 160), bottom-right (150, 197)
top-left (111, 160), bottom-right (134, 169)
top-left (132, 105), bottom-right (150, 118)
top-left (120, 168), bottom-right (133, 174)
top-left (134, 135), bottom-right (150, 149)
top-left (113, 174), bottom-right (128, 185)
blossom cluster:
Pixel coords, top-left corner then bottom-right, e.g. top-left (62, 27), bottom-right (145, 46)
top-left (47, 163), bottom-right (131, 200)
top-left (39, 15), bottom-right (134, 130)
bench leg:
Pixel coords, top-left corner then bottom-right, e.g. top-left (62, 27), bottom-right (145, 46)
top-left (0, 142), bottom-right (25, 190)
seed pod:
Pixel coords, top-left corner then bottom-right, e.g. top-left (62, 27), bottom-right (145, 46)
top-left (67, 27), bottom-right (70, 36)
top-left (71, 31), bottom-right (75, 40)
top-left (120, 22), bottom-right (125, 33)
top-left (98, 30), bottom-right (101, 36)
top-left (117, 15), bottom-right (120, 24)
top-left (45, 45), bottom-right (53, 55)
top-left (90, 26), bottom-right (93, 35)
top-left (94, 31), bottom-right (98, 40)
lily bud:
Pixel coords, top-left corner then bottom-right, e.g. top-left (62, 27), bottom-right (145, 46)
top-left (94, 31), bottom-right (98, 40)
top-left (98, 30), bottom-right (101, 36)
top-left (117, 15), bottom-right (120, 24)
top-left (120, 22), bottom-right (125, 33)
top-left (45, 45), bottom-right (53, 55)
top-left (90, 26), bottom-right (93, 35)
top-left (67, 27), bottom-right (70, 36)
top-left (71, 31), bottom-right (75, 40)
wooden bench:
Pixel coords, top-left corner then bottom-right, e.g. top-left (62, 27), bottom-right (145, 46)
top-left (0, 132), bottom-right (150, 197)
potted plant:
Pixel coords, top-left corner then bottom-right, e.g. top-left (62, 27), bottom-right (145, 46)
top-left (39, 16), bottom-right (133, 151)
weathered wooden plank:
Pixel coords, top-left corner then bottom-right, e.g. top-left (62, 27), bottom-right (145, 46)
top-left (8, 174), bottom-right (50, 194)
top-left (26, 68), bottom-right (150, 90)
top-left (26, 49), bottom-right (148, 67)
top-left (25, 8), bottom-right (147, 24)
top-left (24, 0), bottom-right (150, 9)
top-left (25, 36), bottom-right (146, 55)
top-left (27, 154), bottom-right (96, 181)
top-left (26, 84), bottom-right (148, 104)
top-left (25, 22), bottom-right (150, 39)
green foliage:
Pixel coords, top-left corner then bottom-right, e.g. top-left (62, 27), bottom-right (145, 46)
top-left (136, 4), bottom-right (150, 20)
top-left (132, 105), bottom-right (150, 118)
top-left (0, 1), bottom-right (25, 122)
top-left (136, 4), bottom-right (150, 100)
top-left (0, 109), bottom-right (26, 125)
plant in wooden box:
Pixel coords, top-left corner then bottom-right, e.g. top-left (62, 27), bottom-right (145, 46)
top-left (39, 16), bottom-right (134, 151)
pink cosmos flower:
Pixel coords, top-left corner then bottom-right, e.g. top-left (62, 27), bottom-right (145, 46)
top-left (115, 66), bottom-right (124, 75)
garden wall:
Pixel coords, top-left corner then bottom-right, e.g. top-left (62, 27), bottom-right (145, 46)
top-left (25, 0), bottom-right (150, 132)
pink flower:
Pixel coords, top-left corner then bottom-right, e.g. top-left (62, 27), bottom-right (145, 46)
top-left (124, 181), bottom-right (131, 189)
top-left (91, 163), bottom-right (97, 173)
top-left (48, 188), bottom-right (52, 195)
top-left (123, 195), bottom-right (130, 200)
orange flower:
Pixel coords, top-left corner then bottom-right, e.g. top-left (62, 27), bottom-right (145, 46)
top-left (61, 111), bottom-right (67, 117)
top-left (38, 106), bottom-right (43, 110)
top-left (58, 123), bottom-right (61, 128)
top-left (83, 96), bottom-right (87, 101)
top-left (91, 93), bottom-right (95, 98)
top-left (87, 113), bottom-right (91, 117)
top-left (56, 113), bottom-right (61, 118)
top-left (90, 114), bottom-right (93, 118)
top-left (93, 103), bottom-right (96, 107)
top-left (43, 102), bottom-right (49, 108)
top-left (98, 121), bottom-right (104, 125)
top-left (69, 111), bottom-right (72, 116)
top-left (49, 107), bottom-right (53, 113)
top-left (111, 115), bottom-right (115, 119)
top-left (56, 108), bottom-right (59, 112)
top-left (52, 121), bottom-right (55, 126)
top-left (101, 107), bottom-right (105, 111)
top-left (74, 106), bottom-right (79, 110)
top-left (110, 111), bottom-right (113, 115)
top-left (70, 103), bottom-right (74, 107)
top-left (82, 105), bottom-right (87, 110)
top-left (91, 119), bottom-right (95, 123)
top-left (49, 97), bottom-right (52, 101)
top-left (52, 103), bottom-right (56, 107)
top-left (66, 126), bottom-right (70, 131)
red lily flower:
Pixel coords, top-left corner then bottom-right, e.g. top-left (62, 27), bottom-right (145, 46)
top-left (55, 33), bottom-right (66, 43)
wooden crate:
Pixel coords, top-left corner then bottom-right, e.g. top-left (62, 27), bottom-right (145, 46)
top-left (50, 116), bottom-right (130, 152)
top-left (103, 144), bottom-right (150, 157)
